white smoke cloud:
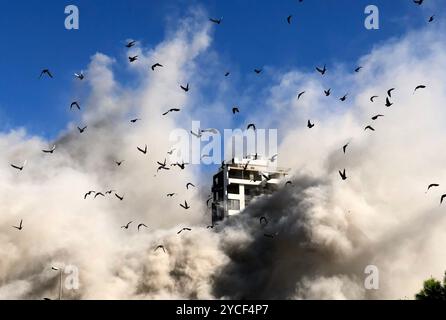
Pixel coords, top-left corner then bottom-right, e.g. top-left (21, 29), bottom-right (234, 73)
top-left (1, 8), bottom-right (446, 300)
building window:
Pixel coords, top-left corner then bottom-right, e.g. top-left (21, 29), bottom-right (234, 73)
top-left (228, 199), bottom-right (240, 210)
top-left (227, 184), bottom-right (239, 194)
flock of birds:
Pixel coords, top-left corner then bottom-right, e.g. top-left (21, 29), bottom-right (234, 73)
top-left (8, 0), bottom-right (438, 250)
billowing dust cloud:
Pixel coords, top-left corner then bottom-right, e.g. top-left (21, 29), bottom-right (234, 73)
top-left (1, 10), bottom-right (446, 300)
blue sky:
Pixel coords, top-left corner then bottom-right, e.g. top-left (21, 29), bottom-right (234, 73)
top-left (0, 0), bottom-right (439, 139)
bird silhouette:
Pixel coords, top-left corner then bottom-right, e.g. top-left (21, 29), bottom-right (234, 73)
top-left (413, 0), bottom-right (424, 5)
top-left (209, 17), bottom-right (222, 24)
top-left (42, 145), bottom-right (56, 154)
top-left (365, 125), bottom-right (375, 131)
top-left (287, 15), bottom-right (292, 24)
top-left (39, 69), bottom-right (53, 78)
top-left (426, 184), bottom-right (439, 193)
top-left (324, 88), bottom-right (331, 96)
top-left (180, 201), bottom-right (190, 210)
top-left (372, 114), bottom-right (384, 120)
top-left (167, 193), bottom-right (176, 197)
top-left (387, 88), bottom-right (395, 97)
top-left (74, 72), bottom-right (84, 80)
top-left (297, 91), bottom-right (305, 100)
top-left (343, 143), bottom-right (349, 154)
top-left (137, 145), bottom-right (148, 154)
top-left (151, 63), bottom-right (163, 71)
top-left (254, 68), bottom-right (263, 74)
top-left (247, 123), bottom-right (256, 131)
top-left (77, 126), bottom-right (87, 133)
top-left (162, 108), bottom-right (180, 116)
top-left (10, 160), bottom-right (27, 171)
top-left (115, 193), bottom-right (124, 201)
top-left (70, 102), bottom-right (80, 110)
top-left (12, 219), bottom-right (23, 230)
top-left (137, 223), bottom-right (148, 231)
top-left (370, 95), bottom-right (378, 102)
top-left (84, 191), bottom-right (95, 199)
top-left (121, 221), bottom-right (133, 229)
top-left (385, 97), bottom-right (393, 107)
top-left (428, 15), bottom-right (435, 22)
top-left (129, 56), bottom-right (138, 63)
top-left (340, 94), bottom-right (348, 102)
top-left (355, 66), bottom-right (363, 72)
top-left (126, 40), bottom-right (136, 48)
top-left (307, 120), bottom-right (315, 128)
top-left (339, 169), bottom-right (347, 180)
top-left (94, 192), bottom-right (105, 199)
top-left (441, 194), bottom-right (446, 205)
top-left (177, 227), bottom-right (192, 234)
top-left (414, 85), bottom-right (426, 93)
top-left (115, 160), bottom-right (124, 166)
top-left (232, 107), bottom-right (240, 114)
top-left (225, 71), bottom-right (230, 77)
top-left (186, 183), bottom-right (195, 190)
top-left (260, 216), bottom-right (268, 225)
top-left (285, 181), bottom-right (293, 186)
top-left (316, 65), bottom-right (327, 75)
top-left (180, 83), bottom-right (189, 92)
top-left (130, 118), bottom-right (141, 123)
top-left (155, 245), bottom-right (166, 253)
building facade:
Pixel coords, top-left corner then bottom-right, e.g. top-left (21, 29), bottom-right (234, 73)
top-left (211, 155), bottom-right (289, 224)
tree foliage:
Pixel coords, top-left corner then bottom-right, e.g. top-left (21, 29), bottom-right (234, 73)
top-left (415, 272), bottom-right (446, 300)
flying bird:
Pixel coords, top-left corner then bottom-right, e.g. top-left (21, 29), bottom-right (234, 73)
top-left (413, 0), bottom-right (424, 5)
top-left (287, 15), bottom-right (292, 24)
top-left (385, 97), bottom-right (393, 107)
top-left (426, 184), bottom-right (439, 193)
top-left (167, 193), bottom-right (176, 197)
top-left (115, 193), bottom-right (124, 201)
top-left (340, 94), bottom-right (348, 102)
top-left (324, 88), bottom-right (331, 96)
top-left (372, 114), bottom-right (384, 120)
top-left (121, 221), bottom-right (133, 229)
top-left (428, 15), bottom-right (435, 22)
top-left (126, 40), bottom-right (136, 48)
top-left (355, 66), bottom-right (363, 73)
top-left (232, 107), bottom-right (240, 114)
top-left (191, 130), bottom-right (202, 138)
top-left (129, 56), bottom-right (138, 63)
top-left (105, 190), bottom-right (115, 195)
top-left (343, 143), bottom-right (349, 154)
top-left (316, 64), bottom-right (327, 75)
top-left (370, 95), bottom-right (378, 102)
top-left (137, 145), bottom-right (148, 154)
top-left (186, 183), bottom-right (195, 190)
top-left (151, 63), bottom-right (163, 71)
top-left (115, 160), bottom-right (124, 166)
top-left (225, 71), bottom-right (230, 77)
top-left (260, 217), bottom-right (268, 225)
top-left (307, 120), bottom-right (315, 129)
top-left (339, 169), bottom-right (347, 181)
top-left (177, 227), bottom-right (192, 234)
top-left (180, 83), bottom-right (189, 92)
top-left (155, 245), bottom-right (166, 253)
top-left (162, 108), bottom-right (180, 116)
top-left (209, 17), bottom-right (222, 24)
top-left (180, 201), bottom-right (190, 210)
top-left (10, 160), bottom-right (27, 171)
top-left (39, 69), bottom-right (53, 78)
top-left (12, 219), bottom-right (23, 231)
top-left (42, 145), bottom-right (56, 154)
top-left (94, 192), bottom-right (105, 199)
top-left (285, 181), bottom-right (293, 186)
top-left (84, 191), bottom-right (95, 199)
top-left (77, 126), bottom-right (87, 133)
top-left (414, 85), bottom-right (426, 93)
top-left (441, 194), bottom-right (446, 205)
top-left (297, 91), bottom-right (305, 100)
top-left (70, 101), bottom-right (80, 110)
top-left (74, 72), bottom-right (84, 80)
top-left (387, 88), bottom-right (395, 97)
top-left (247, 123), bottom-right (256, 131)
top-left (364, 125), bottom-right (375, 131)
top-left (254, 68), bottom-right (263, 74)
top-left (137, 223), bottom-right (148, 231)
top-left (269, 154), bottom-right (278, 162)
top-left (130, 118), bottom-right (141, 123)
